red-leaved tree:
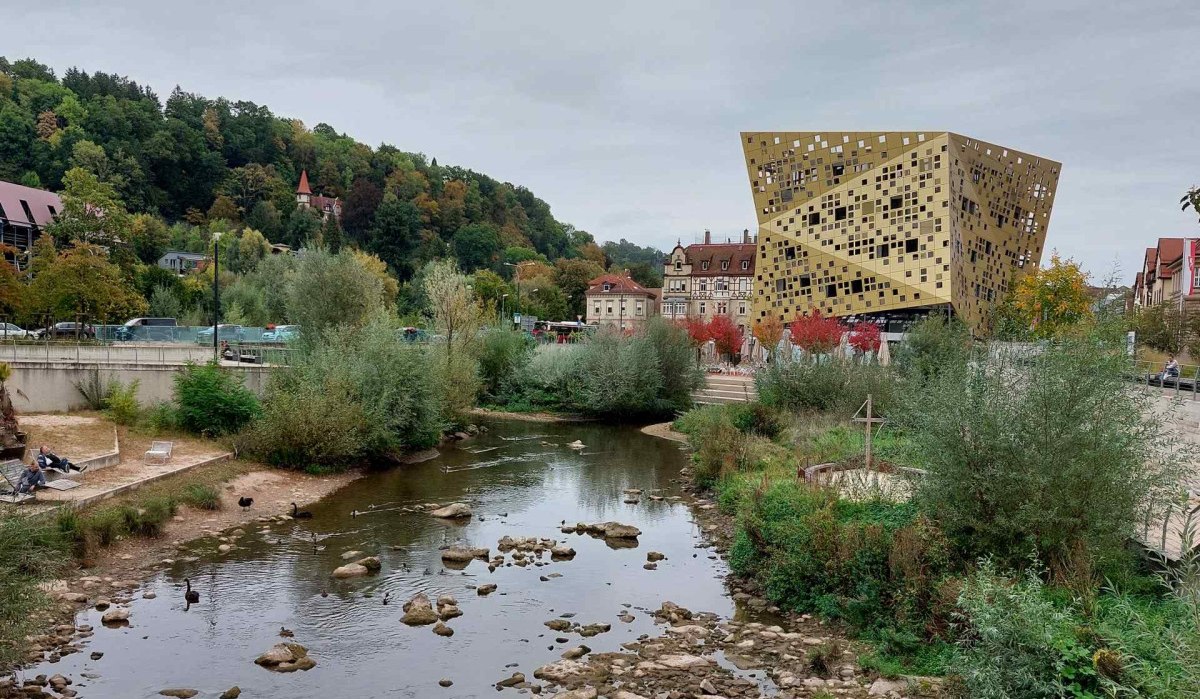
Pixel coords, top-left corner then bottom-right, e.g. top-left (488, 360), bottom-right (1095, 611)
top-left (753, 315), bottom-right (784, 357)
top-left (681, 315), bottom-right (710, 347)
top-left (707, 315), bottom-right (743, 359)
top-left (789, 309), bottom-right (845, 355)
top-left (848, 322), bottom-right (882, 354)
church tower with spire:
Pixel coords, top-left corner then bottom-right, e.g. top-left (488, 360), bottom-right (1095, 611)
top-left (295, 170), bottom-right (312, 208)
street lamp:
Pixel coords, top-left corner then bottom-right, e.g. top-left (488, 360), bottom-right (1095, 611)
top-left (211, 231), bottom-right (224, 362)
top-left (501, 293), bottom-right (510, 322)
top-left (503, 261), bottom-right (535, 315)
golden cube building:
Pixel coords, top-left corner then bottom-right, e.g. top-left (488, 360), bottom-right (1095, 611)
top-left (741, 132), bottom-right (1060, 333)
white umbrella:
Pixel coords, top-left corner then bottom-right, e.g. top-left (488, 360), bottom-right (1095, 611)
top-left (877, 338), bottom-right (891, 366)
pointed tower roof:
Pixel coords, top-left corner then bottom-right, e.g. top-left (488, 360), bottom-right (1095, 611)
top-left (296, 170), bottom-right (312, 195)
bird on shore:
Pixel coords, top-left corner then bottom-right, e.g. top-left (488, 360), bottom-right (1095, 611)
top-left (238, 496), bottom-right (254, 511)
top-left (291, 502), bottom-right (313, 519)
top-left (183, 578), bottom-right (199, 605)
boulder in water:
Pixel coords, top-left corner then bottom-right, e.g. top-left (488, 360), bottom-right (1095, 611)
top-left (331, 563), bottom-right (368, 578)
top-left (401, 593), bottom-right (439, 626)
top-left (430, 503), bottom-right (472, 519)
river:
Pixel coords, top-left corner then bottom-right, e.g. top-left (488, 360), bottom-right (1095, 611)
top-left (36, 420), bottom-right (756, 698)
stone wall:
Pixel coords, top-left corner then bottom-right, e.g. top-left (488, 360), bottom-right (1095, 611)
top-left (6, 361), bottom-right (272, 413)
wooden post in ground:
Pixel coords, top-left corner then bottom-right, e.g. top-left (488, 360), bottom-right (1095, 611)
top-left (852, 393), bottom-right (886, 472)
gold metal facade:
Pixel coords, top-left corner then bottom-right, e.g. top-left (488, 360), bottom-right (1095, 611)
top-left (741, 132), bottom-right (1060, 332)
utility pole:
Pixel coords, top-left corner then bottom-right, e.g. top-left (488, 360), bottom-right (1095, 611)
top-left (212, 236), bottom-right (220, 362)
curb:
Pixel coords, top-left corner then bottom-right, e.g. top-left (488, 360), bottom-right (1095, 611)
top-left (66, 452), bottom-right (235, 510)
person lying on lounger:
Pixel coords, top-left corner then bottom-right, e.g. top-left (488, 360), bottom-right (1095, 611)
top-left (36, 445), bottom-right (86, 474)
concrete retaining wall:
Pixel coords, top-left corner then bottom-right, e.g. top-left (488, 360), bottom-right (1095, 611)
top-left (6, 361), bottom-right (272, 413)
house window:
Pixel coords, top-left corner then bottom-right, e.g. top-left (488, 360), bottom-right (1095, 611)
top-left (721, 260), bottom-right (729, 270)
top-left (741, 260), bottom-right (749, 270)
top-left (620, 299), bottom-right (627, 314)
top-left (699, 302), bottom-right (706, 315)
top-left (701, 261), bottom-right (709, 270)
top-left (593, 303), bottom-right (600, 317)
top-left (716, 279), bottom-right (728, 291)
top-left (738, 303), bottom-right (746, 315)
top-left (636, 301), bottom-right (644, 316)
top-left (606, 301), bottom-right (613, 315)
top-left (699, 279), bottom-right (708, 292)
top-left (674, 260), bottom-right (682, 271)
top-left (602, 283), bottom-right (612, 292)
top-left (717, 302), bottom-right (727, 315)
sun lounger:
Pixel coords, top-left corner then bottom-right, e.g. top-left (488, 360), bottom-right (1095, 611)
top-left (0, 458), bottom-right (35, 504)
top-left (144, 441), bottom-right (173, 465)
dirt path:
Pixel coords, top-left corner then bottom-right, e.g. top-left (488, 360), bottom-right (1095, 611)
top-left (641, 421), bottom-right (688, 443)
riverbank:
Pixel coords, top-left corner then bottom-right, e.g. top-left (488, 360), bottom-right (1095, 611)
top-left (8, 459), bottom-right (361, 675)
top-left (468, 407), bottom-right (594, 423)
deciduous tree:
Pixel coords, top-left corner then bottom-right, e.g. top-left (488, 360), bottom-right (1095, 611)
top-left (23, 243), bottom-right (147, 323)
top-left (789, 309), bottom-right (845, 356)
top-left (707, 314), bottom-right (742, 358)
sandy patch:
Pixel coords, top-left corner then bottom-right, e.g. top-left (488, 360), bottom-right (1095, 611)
top-left (19, 413), bottom-right (117, 462)
top-left (469, 407), bottom-right (593, 423)
top-left (641, 421), bottom-right (689, 443)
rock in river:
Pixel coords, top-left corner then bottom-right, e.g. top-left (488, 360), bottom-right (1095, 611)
top-left (441, 546), bottom-right (489, 563)
top-left (100, 608), bottom-right (130, 625)
top-left (602, 522), bottom-right (641, 539)
top-left (430, 503), bottom-right (472, 518)
top-left (401, 593), bottom-right (440, 626)
top-left (550, 545), bottom-right (576, 559)
top-left (331, 563), bottom-right (368, 578)
top-left (158, 690), bottom-right (198, 698)
top-left (476, 583), bottom-right (497, 595)
top-left (254, 642), bottom-right (316, 672)
top-left (432, 622), bottom-right (454, 637)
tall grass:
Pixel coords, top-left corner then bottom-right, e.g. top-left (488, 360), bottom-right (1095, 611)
top-left (0, 513), bottom-right (69, 668)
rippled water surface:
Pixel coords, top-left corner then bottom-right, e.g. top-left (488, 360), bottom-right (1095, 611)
top-left (40, 420), bottom-right (747, 698)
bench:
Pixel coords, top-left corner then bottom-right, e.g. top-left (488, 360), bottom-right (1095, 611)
top-left (0, 458), bottom-right (34, 504)
top-left (144, 441), bottom-right (173, 465)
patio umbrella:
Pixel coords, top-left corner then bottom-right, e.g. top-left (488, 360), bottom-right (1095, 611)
top-left (877, 338), bottom-right (891, 366)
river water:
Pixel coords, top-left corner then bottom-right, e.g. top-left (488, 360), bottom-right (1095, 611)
top-left (40, 420), bottom-right (752, 698)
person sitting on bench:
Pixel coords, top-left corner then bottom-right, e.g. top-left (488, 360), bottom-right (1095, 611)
top-left (16, 460), bottom-right (46, 494)
top-left (37, 445), bottom-right (85, 474)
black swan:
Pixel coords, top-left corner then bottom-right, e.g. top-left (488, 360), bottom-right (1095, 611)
top-left (183, 578), bottom-right (199, 604)
top-left (291, 502), bottom-right (313, 519)
top-left (381, 592), bottom-right (391, 605)
top-left (238, 496), bottom-right (254, 510)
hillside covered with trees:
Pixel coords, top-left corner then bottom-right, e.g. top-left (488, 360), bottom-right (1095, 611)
top-left (0, 56), bottom-right (663, 324)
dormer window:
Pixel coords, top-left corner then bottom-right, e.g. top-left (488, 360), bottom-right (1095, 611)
top-left (701, 261), bottom-right (709, 270)
top-left (602, 283), bottom-right (612, 292)
top-left (674, 260), bottom-right (682, 271)
top-left (721, 260), bottom-right (729, 270)
top-left (741, 260), bottom-right (749, 270)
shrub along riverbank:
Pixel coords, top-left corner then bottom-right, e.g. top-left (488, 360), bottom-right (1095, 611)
top-left (676, 316), bottom-right (1199, 698)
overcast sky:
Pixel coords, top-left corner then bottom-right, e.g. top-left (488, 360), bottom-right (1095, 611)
top-left (12, 0), bottom-right (1200, 282)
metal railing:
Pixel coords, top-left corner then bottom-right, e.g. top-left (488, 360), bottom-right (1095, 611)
top-left (0, 340), bottom-right (293, 367)
top-left (1132, 358), bottom-right (1200, 400)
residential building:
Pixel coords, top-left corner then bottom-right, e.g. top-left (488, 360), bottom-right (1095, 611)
top-left (1132, 237), bottom-right (1198, 312)
top-left (0, 179), bottom-right (62, 262)
top-left (157, 250), bottom-right (208, 275)
top-left (296, 170), bottom-right (341, 220)
top-left (741, 131), bottom-right (1061, 334)
top-left (660, 229), bottom-right (757, 333)
top-left (585, 272), bottom-right (658, 331)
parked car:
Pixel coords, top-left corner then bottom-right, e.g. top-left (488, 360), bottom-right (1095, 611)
top-left (195, 324), bottom-right (244, 344)
top-left (262, 325), bottom-right (300, 343)
top-left (114, 317), bottom-right (178, 341)
top-left (398, 327), bottom-right (430, 343)
top-left (36, 322), bottom-right (96, 340)
top-left (0, 323), bottom-right (32, 339)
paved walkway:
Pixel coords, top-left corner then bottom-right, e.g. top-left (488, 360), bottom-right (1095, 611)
top-left (10, 414), bottom-right (232, 510)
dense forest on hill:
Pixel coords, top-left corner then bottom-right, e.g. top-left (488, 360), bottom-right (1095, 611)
top-left (0, 56), bottom-right (663, 323)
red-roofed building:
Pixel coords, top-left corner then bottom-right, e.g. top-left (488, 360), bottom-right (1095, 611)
top-left (0, 179), bottom-right (62, 261)
top-left (295, 170), bottom-right (341, 221)
top-left (660, 229), bottom-right (757, 333)
top-left (1132, 237), bottom-right (1198, 311)
top-left (585, 272), bottom-right (658, 331)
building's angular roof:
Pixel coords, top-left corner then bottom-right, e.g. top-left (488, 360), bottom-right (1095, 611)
top-left (586, 273), bottom-right (657, 298)
top-left (296, 170), bottom-right (312, 195)
top-left (681, 243), bottom-right (756, 276)
top-left (0, 179), bottom-right (62, 228)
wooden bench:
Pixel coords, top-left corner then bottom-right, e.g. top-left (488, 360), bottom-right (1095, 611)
top-left (144, 441), bottom-right (173, 465)
top-left (0, 458), bottom-right (35, 504)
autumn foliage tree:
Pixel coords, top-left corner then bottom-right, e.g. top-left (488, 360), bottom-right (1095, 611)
top-left (752, 315), bottom-right (784, 355)
top-left (707, 314), bottom-right (743, 359)
top-left (992, 253), bottom-right (1093, 339)
top-left (681, 316), bottom-right (710, 347)
top-left (848, 322), bottom-right (882, 355)
top-left (789, 309), bottom-right (846, 355)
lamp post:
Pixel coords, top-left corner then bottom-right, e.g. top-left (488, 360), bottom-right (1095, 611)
top-left (211, 231), bottom-right (223, 362)
top-left (503, 261), bottom-right (534, 317)
top-left (501, 293), bottom-right (509, 323)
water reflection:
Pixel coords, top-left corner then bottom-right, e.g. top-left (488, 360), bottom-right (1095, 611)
top-left (34, 420), bottom-right (738, 699)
